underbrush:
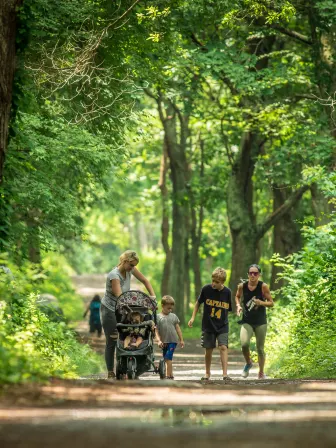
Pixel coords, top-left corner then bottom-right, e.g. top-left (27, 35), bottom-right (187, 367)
top-left (41, 254), bottom-right (83, 321)
top-left (0, 255), bottom-right (103, 384)
top-left (267, 216), bottom-right (336, 378)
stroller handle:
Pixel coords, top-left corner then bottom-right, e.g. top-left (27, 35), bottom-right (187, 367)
top-left (116, 322), bottom-right (154, 329)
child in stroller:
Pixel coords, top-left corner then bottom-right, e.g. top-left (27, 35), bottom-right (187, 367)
top-left (115, 290), bottom-right (165, 379)
top-left (122, 310), bottom-right (156, 350)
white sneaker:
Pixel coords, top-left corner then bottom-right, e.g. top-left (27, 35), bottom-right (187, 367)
top-left (258, 372), bottom-right (267, 380)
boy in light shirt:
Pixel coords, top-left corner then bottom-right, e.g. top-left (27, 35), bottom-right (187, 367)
top-left (157, 295), bottom-right (184, 379)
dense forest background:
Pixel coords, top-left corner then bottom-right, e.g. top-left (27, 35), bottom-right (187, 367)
top-left (0, 0), bottom-right (335, 382)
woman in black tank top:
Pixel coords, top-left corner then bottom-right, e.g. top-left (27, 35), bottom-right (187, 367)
top-left (241, 280), bottom-right (267, 327)
top-left (234, 264), bottom-right (274, 380)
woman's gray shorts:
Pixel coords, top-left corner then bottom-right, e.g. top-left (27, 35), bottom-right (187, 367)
top-left (201, 331), bottom-right (228, 348)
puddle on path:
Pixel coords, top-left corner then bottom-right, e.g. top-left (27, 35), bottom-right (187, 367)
top-left (0, 407), bottom-right (247, 427)
top-left (2, 406), bottom-right (336, 427)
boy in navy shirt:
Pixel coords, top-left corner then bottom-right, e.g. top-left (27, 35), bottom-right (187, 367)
top-left (188, 267), bottom-right (232, 381)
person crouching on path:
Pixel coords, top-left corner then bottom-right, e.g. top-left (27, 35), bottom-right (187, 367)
top-left (235, 264), bottom-right (274, 380)
top-left (188, 267), bottom-right (232, 381)
top-left (157, 295), bottom-right (184, 380)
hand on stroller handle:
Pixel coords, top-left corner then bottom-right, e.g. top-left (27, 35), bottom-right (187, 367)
top-left (116, 322), bottom-right (155, 328)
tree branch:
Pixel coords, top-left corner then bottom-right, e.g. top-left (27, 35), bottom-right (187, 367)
top-left (109, 0), bottom-right (142, 28)
top-left (144, 87), bottom-right (167, 123)
top-left (256, 184), bottom-right (310, 239)
top-left (220, 116), bottom-right (234, 167)
top-left (190, 33), bottom-right (208, 52)
top-left (269, 25), bottom-right (312, 45)
top-left (143, 87), bottom-right (158, 101)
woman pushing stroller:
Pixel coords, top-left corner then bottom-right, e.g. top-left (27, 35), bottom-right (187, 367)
top-left (101, 250), bottom-right (156, 379)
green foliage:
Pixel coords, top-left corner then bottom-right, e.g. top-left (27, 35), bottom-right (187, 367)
top-left (2, 0), bottom-right (154, 257)
top-left (4, 101), bottom-right (120, 258)
top-left (267, 173), bottom-right (336, 378)
top-left (40, 254), bottom-right (83, 321)
top-left (0, 255), bottom-right (103, 383)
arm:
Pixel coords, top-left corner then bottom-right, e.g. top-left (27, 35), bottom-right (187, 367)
top-left (149, 320), bottom-right (163, 347)
top-left (83, 304), bottom-right (90, 318)
top-left (111, 278), bottom-right (122, 297)
top-left (188, 301), bottom-right (200, 327)
top-left (132, 267), bottom-right (155, 297)
top-left (154, 326), bottom-right (163, 347)
top-left (235, 284), bottom-right (243, 316)
top-left (254, 284), bottom-right (274, 308)
top-left (175, 323), bottom-right (184, 348)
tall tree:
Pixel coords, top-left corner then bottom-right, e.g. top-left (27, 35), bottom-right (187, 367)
top-left (158, 138), bottom-right (172, 296)
top-left (157, 98), bottom-right (189, 321)
top-left (0, 0), bottom-right (23, 183)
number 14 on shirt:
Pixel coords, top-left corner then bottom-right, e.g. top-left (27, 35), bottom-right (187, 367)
top-left (210, 308), bottom-right (222, 319)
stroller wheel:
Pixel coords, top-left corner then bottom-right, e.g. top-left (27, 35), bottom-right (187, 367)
top-left (127, 357), bottom-right (137, 380)
top-left (159, 359), bottom-right (166, 379)
top-left (116, 361), bottom-right (123, 380)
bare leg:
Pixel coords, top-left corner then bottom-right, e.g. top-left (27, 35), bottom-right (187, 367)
top-left (219, 344), bottom-right (228, 376)
top-left (205, 348), bottom-right (213, 378)
top-left (124, 336), bottom-right (131, 348)
top-left (134, 337), bottom-right (143, 348)
top-left (165, 360), bottom-right (173, 377)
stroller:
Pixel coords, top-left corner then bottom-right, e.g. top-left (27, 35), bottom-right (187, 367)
top-left (115, 290), bottom-right (166, 380)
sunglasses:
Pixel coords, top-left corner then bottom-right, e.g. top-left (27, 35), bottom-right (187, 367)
top-left (248, 271), bottom-right (260, 276)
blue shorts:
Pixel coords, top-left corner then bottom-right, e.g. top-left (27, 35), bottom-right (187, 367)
top-left (162, 343), bottom-right (177, 360)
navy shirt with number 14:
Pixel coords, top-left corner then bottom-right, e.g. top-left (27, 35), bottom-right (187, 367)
top-left (197, 284), bottom-right (232, 334)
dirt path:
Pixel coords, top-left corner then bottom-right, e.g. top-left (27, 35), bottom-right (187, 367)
top-left (1, 274), bottom-right (336, 447)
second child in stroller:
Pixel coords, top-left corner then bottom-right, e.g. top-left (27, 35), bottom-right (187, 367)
top-left (123, 311), bottom-right (156, 350)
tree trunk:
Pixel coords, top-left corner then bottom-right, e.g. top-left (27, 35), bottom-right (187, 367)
top-left (227, 35), bottom-right (275, 293)
top-left (145, 89), bottom-right (191, 321)
top-left (184, 211), bottom-right (190, 322)
top-left (27, 225), bottom-right (41, 264)
top-left (191, 206), bottom-right (203, 296)
top-left (159, 138), bottom-right (172, 296)
top-left (308, 8), bottom-right (336, 166)
top-left (227, 133), bottom-right (309, 293)
top-left (230, 229), bottom-right (258, 291)
top-left (160, 103), bottom-right (189, 321)
top-left (227, 132), bottom-right (257, 292)
top-left (0, 0), bottom-right (22, 183)
top-left (310, 183), bottom-right (333, 226)
top-left (170, 177), bottom-right (187, 321)
top-left (190, 139), bottom-right (205, 296)
top-left (270, 187), bottom-right (302, 290)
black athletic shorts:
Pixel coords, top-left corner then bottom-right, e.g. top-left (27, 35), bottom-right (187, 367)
top-left (201, 331), bottom-right (228, 349)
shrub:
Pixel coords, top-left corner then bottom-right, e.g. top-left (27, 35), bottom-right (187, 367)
top-left (0, 256), bottom-right (103, 384)
top-left (267, 217), bottom-right (336, 378)
top-left (41, 253), bottom-right (83, 321)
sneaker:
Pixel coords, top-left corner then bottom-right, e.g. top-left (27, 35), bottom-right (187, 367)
top-left (241, 362), bottom-right (253, 378)
top-left (223, 376), bottom-right (232, 382)
top-left (107, 371), bottom-right (116, 379)
top-left (258, 372), bottom-right (267, 380)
